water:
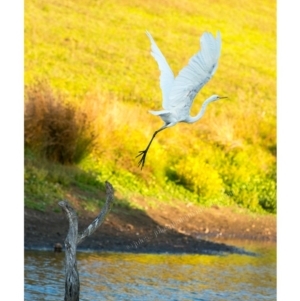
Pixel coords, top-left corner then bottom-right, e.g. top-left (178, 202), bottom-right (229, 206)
top-left (25, 241), bottom-right (276, 300)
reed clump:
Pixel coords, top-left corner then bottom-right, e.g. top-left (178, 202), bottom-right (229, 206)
top-left (25, 81), bottom-right (98, 164)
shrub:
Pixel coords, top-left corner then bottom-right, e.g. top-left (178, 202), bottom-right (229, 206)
top-left (25, 81), bottom-right (98, 164)
top-left (169, 155), bottom-right (225, 203)
top-left (220, 148), bottom-right (276, 213)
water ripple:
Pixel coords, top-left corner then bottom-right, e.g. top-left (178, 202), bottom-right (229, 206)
top-left (25, 244), bottom-right (276, 301)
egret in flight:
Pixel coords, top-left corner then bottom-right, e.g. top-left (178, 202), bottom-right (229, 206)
top-left (137, 31), bottom-right (226, 169)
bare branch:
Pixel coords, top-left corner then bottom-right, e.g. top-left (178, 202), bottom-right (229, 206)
top-left (77, 181), bottom-right (115, 245)
top-left (58, 181), bottom-right (115, 301)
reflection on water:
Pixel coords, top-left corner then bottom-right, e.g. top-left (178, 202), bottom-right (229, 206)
top-left (25, 242), bottom-right (276, 301)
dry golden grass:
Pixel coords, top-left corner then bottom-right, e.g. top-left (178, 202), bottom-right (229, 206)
top-left (25, 81), bottom-right (98, 164)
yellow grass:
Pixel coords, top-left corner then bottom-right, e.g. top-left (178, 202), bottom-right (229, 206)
top-left (25, 0), bottom-right (276, 212)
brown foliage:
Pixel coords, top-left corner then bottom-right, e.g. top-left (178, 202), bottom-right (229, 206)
top-left (25, 81), bottom-right (97, 164)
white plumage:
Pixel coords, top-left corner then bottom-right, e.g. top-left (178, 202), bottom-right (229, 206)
top-left (137, 31), bottom-right (226, 169)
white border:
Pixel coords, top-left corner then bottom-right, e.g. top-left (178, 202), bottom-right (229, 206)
top-left (0, 0), bottom-right (24, 299)
top-left (277, 0), bottom-right (300, 300)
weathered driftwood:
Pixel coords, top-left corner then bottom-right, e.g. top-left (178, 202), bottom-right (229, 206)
top-left (58, 181), bottom-right (114, 301)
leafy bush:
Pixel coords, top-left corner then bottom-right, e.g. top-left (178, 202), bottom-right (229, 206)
top-left (170, 156), bottom-right (225, 202)
top-left (220, 148), bottom-right (276, 213)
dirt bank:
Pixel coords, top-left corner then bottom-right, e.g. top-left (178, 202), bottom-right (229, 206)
top-left (25, 199), bottom-right (276, 255)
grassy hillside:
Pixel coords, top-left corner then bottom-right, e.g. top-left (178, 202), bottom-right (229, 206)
top-left (25, 0), bottom-right (276, 213)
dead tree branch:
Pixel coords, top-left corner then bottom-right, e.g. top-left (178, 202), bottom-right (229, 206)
top-left (58, 181), bottom-right (115, 301)
top-left (77, 181), bottom-right (114, 245)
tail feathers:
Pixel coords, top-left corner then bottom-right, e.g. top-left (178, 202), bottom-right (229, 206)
top-left (149, 109), bottom-right (177, 126)
top-left (149, 109), bottom-right (170, 116)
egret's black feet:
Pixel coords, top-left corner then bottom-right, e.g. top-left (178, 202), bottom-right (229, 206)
top-left (136, 150), bottom-right (148, 169)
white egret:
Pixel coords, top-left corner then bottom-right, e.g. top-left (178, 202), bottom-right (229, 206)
top-left (137, 31), bottom-right (226, 169)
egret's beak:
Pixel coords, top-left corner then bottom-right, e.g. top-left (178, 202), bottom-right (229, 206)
top-left (219, 96), bottom-right (228, 99)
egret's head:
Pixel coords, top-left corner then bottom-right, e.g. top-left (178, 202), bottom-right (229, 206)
top-left (210, 95), bottom-right (228, 102)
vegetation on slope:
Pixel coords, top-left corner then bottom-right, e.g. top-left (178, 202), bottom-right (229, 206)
top-left (25, 0), bottom-right (276, 213)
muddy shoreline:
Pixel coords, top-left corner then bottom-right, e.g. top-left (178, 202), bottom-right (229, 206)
top-left (25, 201), bottom-right (276, 255)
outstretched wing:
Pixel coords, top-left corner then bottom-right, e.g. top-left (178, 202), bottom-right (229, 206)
top-left (146, 31), bottom-right (175, 110)
top-left (168, 31), bottom-right (221, 109)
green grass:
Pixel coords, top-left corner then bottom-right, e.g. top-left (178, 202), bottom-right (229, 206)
top-left (25, 0), bottom-right (276, 213)
top-left (24, 149), bottom-right (141, 212)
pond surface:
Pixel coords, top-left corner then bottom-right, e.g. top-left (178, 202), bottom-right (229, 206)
top-left (25, 241), bottom-right (276, 300)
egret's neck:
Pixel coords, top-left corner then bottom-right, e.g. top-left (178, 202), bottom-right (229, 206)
top-left (186, 96), bottom-right (216, 123)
